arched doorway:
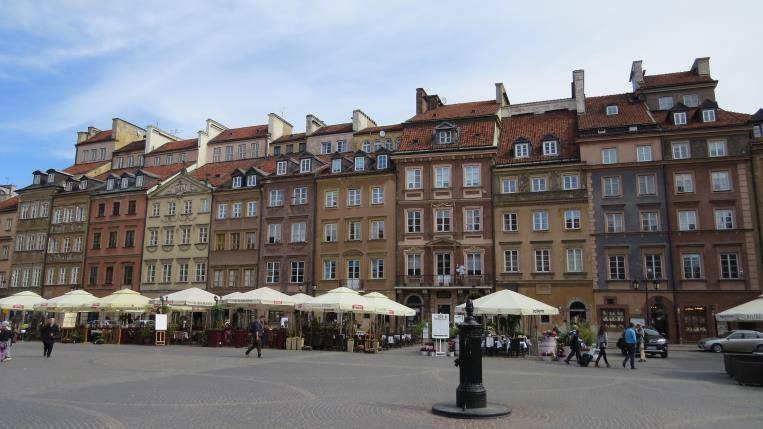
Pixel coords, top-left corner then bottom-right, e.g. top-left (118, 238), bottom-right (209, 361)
top-left (569, 301), bottom-right (587, 324)
top-left (650, 302), bottom-right (668, 336)
top-left (405, 295), bottom-right (423, 323)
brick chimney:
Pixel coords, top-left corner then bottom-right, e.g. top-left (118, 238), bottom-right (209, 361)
top-left (691, 57), bottom-right (711, 76)
top-left (415, 88), bottom-right (443, 115)
top-left (629, 60), bottom-right (644, 92)
top-left (572, 69), bottom-right (585, 114)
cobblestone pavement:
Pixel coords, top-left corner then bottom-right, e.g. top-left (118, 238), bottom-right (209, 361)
top-left (1, 342), bottom-right (761, 429)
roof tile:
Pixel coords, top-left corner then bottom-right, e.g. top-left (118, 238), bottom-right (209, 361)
top-left (578, 93), bottom-right (655, 130)
top-left (191, 158), bottom-right (276, 187)
top-left (149, 138), bottom-right (198, 154)
top-left (113, 140), bottom-right (146, 154)
top-left (210, 125), bottom-right (269, 143)
top-left (641, 71), bottom-right (716, 90)
top-left (399, 118), bottom-right (497, 152)
top-left (310, 123), bottom-right (354, 137)
top-left (62, 161), bottom-right (111, 175)
top-left (407, 100), bottom-right (499, 122)
top-left (0, 196), bottom-right (19, 211)
top-left (497, 110), bottom-right (578, 164)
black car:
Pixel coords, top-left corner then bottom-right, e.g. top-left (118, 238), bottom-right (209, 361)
top-left (618, 328), bottom-right (669, 358)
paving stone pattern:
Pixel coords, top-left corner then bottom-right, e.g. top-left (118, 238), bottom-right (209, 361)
top-left (0, 342), bottom-right (761, 429)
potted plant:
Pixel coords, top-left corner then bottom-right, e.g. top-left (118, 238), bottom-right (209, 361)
top-left (140, 327), bottom-right (153, 345)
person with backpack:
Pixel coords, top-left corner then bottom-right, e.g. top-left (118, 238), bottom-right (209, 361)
top-left (0, 321), bottom-right (13, 362)
top-left (622, 322), bottom-right (637, 369)
top-left (564, 326), bottom-right (581, 365)
top-left (594, 325), bottom-right (610, 368)
top-left (245, 315), bottom-right (265, 358)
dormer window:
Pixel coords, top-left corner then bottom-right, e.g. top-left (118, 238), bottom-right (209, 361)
top-left (276, 161), bottom-right (287, 175)
top-left (246, 175), bottom-right (257, 187)
top-left (33, 174), bottom-right (41, 185)
top-left (702, 109), bottom-right (716, 123)
top-left (331, 159), bottom-right (342, 173)
top-left (120, 177), bottom-right (129, 189)
top-left (354, 157), bottom-right (365, 171)
top-left (64, 182), bottom-right (73, 191)
top-left (232, 176), bottom-right (242, 188)
top-left (542, 140), bottom-right (558, 156)
top-left (514, 142), bottom-right (530, 158)
top-left (683, 94), bottom-right (699, 107)
top-left (135, 175), bottom-right (144, 188)
top-left (673, 112), bottom-right (687, 125)
top-left (299, 159), bottom-right (311, 173)
top-left (605, 105), bottom-right (619, 116)
top-left (79, 180), bottom-right (88, 190)
top-left (377, 154), bottom-right (388, 169)
top-left (48, 173), bottom-right (55, 183)
top-left (438, 130), bottom-right (453, 144)
top-left (106, 178), bottom-right (115, 190)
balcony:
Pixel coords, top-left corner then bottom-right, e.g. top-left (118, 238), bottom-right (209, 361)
top-left (396, 274), bottom-right (492, 288)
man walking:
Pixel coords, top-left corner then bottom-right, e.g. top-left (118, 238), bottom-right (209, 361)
top-left (636, 324), bottom-right (646, 362)
top-left (622, 322), bottom-right (637, 369)
top-left (245, 315), bottom-right (265, 358)
top-left (564, 326), bottom-right (581, 365)
top-left (40, 317), bottom-right (60, 358)
top-left (0, 321), bottom-right (13, 362)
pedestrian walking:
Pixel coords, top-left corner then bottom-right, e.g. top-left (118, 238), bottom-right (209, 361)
top-left (0, 321), bottom-right (13, 362)
top-left (636, 324), bottom-right (646, 362)
top-left (622, 322), bottom-right (637, 369)
top-left (594, 325), bottom-right (610, 368)
top-left (564, 326), bottom-right (581, 365)
top-left (245, 315), bottom-right (265, 358)
top-left (40, 317), bottom-right (60, 358)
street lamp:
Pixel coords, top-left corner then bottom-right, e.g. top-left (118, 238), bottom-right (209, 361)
top-left (632, 276), bottom-right (660, 327)
top-left (311, 284), bottom-right (317, 297)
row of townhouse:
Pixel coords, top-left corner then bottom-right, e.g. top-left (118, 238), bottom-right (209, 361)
top-left (1, 57), bottom-right (762, 343)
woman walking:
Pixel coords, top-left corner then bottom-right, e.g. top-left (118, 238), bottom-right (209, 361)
top-left (595, 325), bottom-right (610, 368)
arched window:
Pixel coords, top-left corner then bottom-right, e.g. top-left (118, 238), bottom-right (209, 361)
top-left (569, 301), bottom-right (586, 323)
top-left (405, 295), bottom-right (423, 322)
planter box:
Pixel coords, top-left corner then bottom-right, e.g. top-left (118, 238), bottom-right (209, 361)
top-left (295, 337), bottom-right (304, 350)
top-left (347, 339), bottom-right (354, 352)
top-left (206, 329), bottom-right (224, 347)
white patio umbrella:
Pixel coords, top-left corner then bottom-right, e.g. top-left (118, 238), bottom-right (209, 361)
top-left (716, 295), bottom-right (763, 322)
top-left (290, 293), bottom-right (313, 308)
top-left (363, 292), bottom-right (415, 317)
top-left (224, 287), bottom-right (295, 309)
top-left (84, 289), bottom-right (151, 312)
top-left (0, 291), bottom-right (47, 310)
top-left (34, 290), bottom-right (96, 312)
top-left (154, 287), bottom-right (219, 308)
top-left (300, 287), bottom-right (377, 335)
top-left (455, 289), bottom-right (559, 316)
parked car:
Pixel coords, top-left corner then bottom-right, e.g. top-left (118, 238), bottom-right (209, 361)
top-left (643, 328), bottom-right (669, 358)
top-left (697, 330), bottom-right (763, 353)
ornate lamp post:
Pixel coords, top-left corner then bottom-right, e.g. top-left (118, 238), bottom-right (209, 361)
top-left (432, 299), bottom-right (510, 418)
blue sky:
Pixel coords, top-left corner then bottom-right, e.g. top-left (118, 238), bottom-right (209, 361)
top-left (1, 1), bottom-right (761, 187)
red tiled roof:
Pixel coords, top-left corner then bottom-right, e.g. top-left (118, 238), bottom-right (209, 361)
top-left (148, 138), bottom-right (198, 154)
top-left (578, 93), bottom-right (655, 130)
top-left (77, 130), bottom-right (113, 145)
top-left (655, 108), bottom-right (751, 131)
top-left (399, 118), bottom-right (497, 152)
top-left (497, 110), bottom-right (578, 164)
top-left (62, 161), bottom-right (110, 176)
top-left (310, 123), bottom-right (354, 137)
top-left (210, 125), bottom-right (269, 144)
top-left (640, 71), bottom-right (715, 90)
top-left (113, 139), bottom-right (146, 154)
top-left (0, 196), bottom-right (19, 211)
top-left (271, 132), bottom-right (307, 144)
top-left (408, 100), bottom-right (499, 122)
top-left (190, 158), bottom-right (276, 186)
top-left (96, 163), bottom-right (189, 182)
top-left (356, 124), bottom-right (404, 134)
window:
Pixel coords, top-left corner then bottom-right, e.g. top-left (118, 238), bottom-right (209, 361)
top-left (605, 105), bottom-right (618, 115)
top-left (273, 146), bottom-right (281, 156)
top-left (178, 264), bottom-right (189, 283)
top-left (266, 262), bottom-right (280, 283)
top-left (465, 208), bottom-right (481, 231)
top-left (162, 264), bottom-right (172, 283)
top-left (566, 248), bottom-right (583, 272)
top-left (323, 260), bottom-right (337, 280)
top-left (225, 146), bottom-right (233, 161)
top-left (321, 142), bottom-right (332, 154)
top-left (674, 173), bottom-right (694, 193)
top-left (148, 230), bottom-right (157, 246)
top-left (683, 94), bottom-right (699, 107)
top-left (702, 109), bottom-right (716, 123)
top-left (106, 231), bottom-right (117, 248)
top-left (145, 265), bottom-right (155, 283)
top-left (354, 157), bottom-right (365, 171)
top-left (164, 229), bottom-right (174, 245)
top-left (152, 203), bottom-right (160, 217)
top-left (238, 144), bottom-right (247, 159)
top-left (435, 166), bottom-right (451, 188)
top-left (124, 230), bottom-right (135, 248)
top-left (126, 200), bottom-right (137, 215)
top-left (720, 253), bottom-right (740, 279)
top-left (636, 145), bottom-right (652, 162)
top-left (225, 269), bottom-right (238, 287)
top-left (640, 211), bottom-right (660, 232)
top-left (300, 158), bottom-right (311, 173)
top-left (602, 176), bottom-right (621, 197)
top-left (371, 259), bottom-right (385, 279)
top-left (232, 176), bottom-right (242, 188)
top-left (466, 253), bottom-right (482, 275)
top-left (71, 266), bottom-right (80, 285)
top-left (106, 178), bottom-right (115, 190)
top-left (608, 255), bottom-right (626, 280)
top-left (73, 237), bottom-right (82, 252)
top-left (269, 190), bottom-right (283, 207)
top-left (290, 261), bottom-right (304, 283)
top-left (543, 140), bottom-right (558, 156)
top-left (532, 211), bottom-right (548, 231)
top-left (531, 177), bottom-right (547, 192)
top-left (331, 159), bottom-right (342, 173)
top-left (362, 140), bottom-right (371, 152)
top-left (407, 211), bottom-right (421, 233)
top-left (682, 254), bottom-right (702, 279)
top-left (196, 263), bottom-right (207, 282)
top-left (337, 140), bottom-right (348, 152)
top-left (562, 174), bottom-right (579, 190)
top-left (246, 201), bottom-right (257, 217)
top-left (198, 226), bottom-right (208, 244)
top-left (347, 189), bottom-right (361, 207)
top-left (714, 209), bottom-right (734, 230)
top-left (637, 174), bottom-right (656, 195)
top-left (299, 143), bottom-right (306, 152)
top-left (212, 147), bottom-right (221, 162)
top-left (242, 232), bottom-right (255, 250)
top-left (502, 177), bottom-right (517, 193)
top-left (119, 177), bottom-right (129, 189)
top-left (464, 166), bottom-right (480, 187)
top-left (267, 224), bottom-right (281, 244)
top-left (54, 209), bottom-right (63, 224)
top-left (711, 171), bottom-right (731, 191)
top-left (217, 203), bottom-right (227, 219)
top-left (606, 213), bottom-right (625, 233)
top-left (708, 139), bottom-right (727, 157)
top-left (514, 142), bottom-right (529, 158)
top-left (436, 209), bottom-right (451, 232)
top-left (754, 124), bottom-right (763, 138)
top-left (324, 223), bottom-right (337, 242)
top-left (503, 212), bottom-right (518, 232)
top-left (674, 112), bottom-right (687, 125)
top-left (672, 141), bottom-right (690, 159)
top-left (534, 249), bottom-right (550, 272)
top-left (246, 175), bottom-right (257, 187)
top-left (371, 187), bottom-right (384, 204)
top-left (678, 210), bottom-right (698, 231)
top-left (438, 130), bottom-right (453, 144)
top-left (602, 148), bottom-right (617, 164)
top-left (348, 221), bottom-right (361, 240)
top-left (658, 96), bottom-right (674, 110)
top-left (104, 267), bottom-right (113, 285)
top-left (291, 222), bottom-right (306, 242)
top-left (371, 220), bottom-right (385, 239)
top-left (181, 227), bottom-right (191, 245)
top-left (325, 190), bottom-right (338, 208)
top-left (504, 250), bottom-right (519, 272)
top-left (276, 161), bottom-right (287, 175)
top-left (407, 254), bottom-right (422, 276)
top-left (293, 187), bottom-right (308, 205)
top-left (231, 202), bottom-right (241, 218)
top-left (213, 270), bottom-right (224, 287)
top-left (200, 199), bottom-right (209, 213)
top-left (564, 209), bottom-right (581, 230)
top-left (167, 202), bottom-right (176, 216)
top-left (346, 260), bottom-right (360, 286)
top-left (644, 254), bottom-right (662, 280)
top-left (406, 168), bottom-right (422, 189)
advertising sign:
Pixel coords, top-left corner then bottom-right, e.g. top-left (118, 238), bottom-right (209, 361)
top-left (155, 314), bottom-right (168, 331)
top-left (432, 313), bottom-right (450, 339)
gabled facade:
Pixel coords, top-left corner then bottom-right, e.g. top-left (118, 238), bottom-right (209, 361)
top-left (210, 114), bottom-right (292, 161)
top-left (0, 197), bottom-right (19, 294)
top-left (74, 118), bottom-right (145, 166)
